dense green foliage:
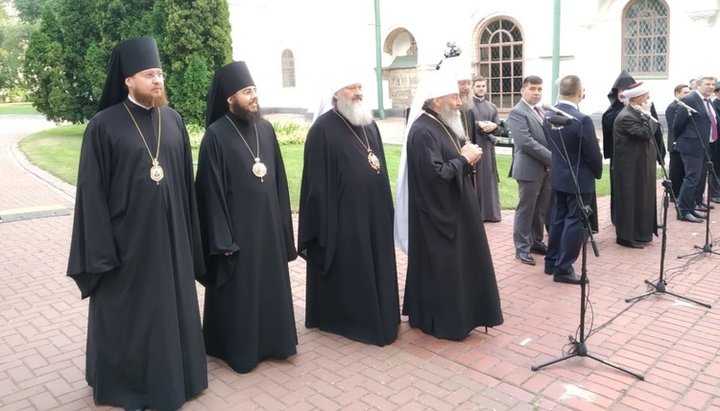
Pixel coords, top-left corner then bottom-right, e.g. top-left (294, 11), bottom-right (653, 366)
top-left (12, 0), bottom-right (54, 23)
top-left (0, 3), bottom-right (37, 102)
top-left (23, 0), bottom-right (232, 125)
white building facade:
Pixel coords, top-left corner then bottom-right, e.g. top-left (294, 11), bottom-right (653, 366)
top-left (227, 0), bottom-right (720, 117)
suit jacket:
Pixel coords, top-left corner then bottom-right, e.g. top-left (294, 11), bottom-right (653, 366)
top-left (507, 100), bottom-right (551, 181)
top-left (674, 91), bottom-right (714, 156)
top-left (665, 100), bottom-right (679, 151)
top-left (545, 103), bottom-right (603, 194)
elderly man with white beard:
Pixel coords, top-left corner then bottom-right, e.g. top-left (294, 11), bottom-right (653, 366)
top-left (402, 69), bottom-right (504, 341)
top-left (298, 76), bottom-right (400, 346)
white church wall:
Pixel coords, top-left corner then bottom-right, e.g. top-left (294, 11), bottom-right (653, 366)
top-left (228, 0), bottom-right (719, 116)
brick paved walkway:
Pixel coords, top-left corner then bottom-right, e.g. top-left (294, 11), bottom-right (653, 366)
top-left (1, 115), bottom-right (719, 410)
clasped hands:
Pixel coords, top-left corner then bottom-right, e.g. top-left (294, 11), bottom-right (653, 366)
top-left (461, 143), bottom-right (483, 166)
top-left (476, 120), bottom-right (498, 134)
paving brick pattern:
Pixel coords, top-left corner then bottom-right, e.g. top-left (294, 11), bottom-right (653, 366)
top-left (1, 116), bottom-right (719, 410)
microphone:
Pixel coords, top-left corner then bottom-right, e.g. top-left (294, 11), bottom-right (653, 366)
top-left (548, 115), bottom-right (571, 127)
top-left (677, 100), bottom-right (699, 115)
top-left (542, 104), bottom-right (578, 121)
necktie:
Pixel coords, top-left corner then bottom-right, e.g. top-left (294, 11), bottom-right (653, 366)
top-left (534, 106), bottom-right (545, 123)
top-left (705, 99), bottom-right (718, 143)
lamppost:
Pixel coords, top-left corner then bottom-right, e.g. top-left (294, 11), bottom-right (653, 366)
top-left (374, 0), bottom-right (385, 119)
top-left (551, 0), bottom-right (561, 103)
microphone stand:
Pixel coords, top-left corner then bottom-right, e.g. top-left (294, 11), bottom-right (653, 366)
top-left (531, 116), bottom-right (644, 380)
top-left (676, 106), bottom-right (720, 258)
top-left (625, 120), bottom-right (711, 307)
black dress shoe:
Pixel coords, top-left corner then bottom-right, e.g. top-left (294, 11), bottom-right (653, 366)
top-left (530, 242), bottom-right (548, 255)
top-left (553, 270), bottom-right (585, 285)
top-left (679, 213), bottom-right (704, 223)
top-left (543, 264), bottom-right (554, 275)
top-left (710, 197), bottom-right (720, 204)
top-left (690, 210), bottom-right (707, 219)
top-left (616, 238), bottom-right (644, 249)
top-left (695, 204), bottom-right (710, 212)
top-left (516, 252), bottom-right (536, 265)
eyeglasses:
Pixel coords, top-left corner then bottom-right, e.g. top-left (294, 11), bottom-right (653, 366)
top-left (139, 71), bottom-right (165, 80)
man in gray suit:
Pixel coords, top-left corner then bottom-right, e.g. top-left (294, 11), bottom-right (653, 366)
top-left (507, 75), bottom-right (552, 265)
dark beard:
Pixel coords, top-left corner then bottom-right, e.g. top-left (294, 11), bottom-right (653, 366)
top-left (229, 103), bottom-right (263, 122)
top-left (134, 89), bottom-right (169, 108)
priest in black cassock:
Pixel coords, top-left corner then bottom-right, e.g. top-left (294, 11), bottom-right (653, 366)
top-left (471, 76), bottom-right (502, 222)
top-left (196, 61), bottom-right (297, 373)
top-left (66, 37), bottom-right (207, 410)
top-left (298, 74), bottom-right (399, 346)
top-left (602, 70), bottom-right (635, 226)
top-left (403, 69), bottom-right (503, 341)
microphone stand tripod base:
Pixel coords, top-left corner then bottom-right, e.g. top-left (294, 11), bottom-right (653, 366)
top-left (633, 178), bottom-right (713, 308)
top-left (625, 279), bottom-right (712, 308)
top-left (531, 336), bottom-right (645, 381)
top-left (531, 223), bottom-right (644, 380)
top-left (692, 243), bottom-right (719, 255)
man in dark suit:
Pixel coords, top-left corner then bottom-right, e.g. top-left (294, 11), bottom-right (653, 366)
top-left (674, 75), bottom-right (718, 223)
top-left (709, 84), bottom-right (720, 203)
top-left (543, 75), bottom-right (602, 284)
top-left (507, 75), bottom-right (552, 266)
top-left (665, 84), bottom-right (690, 200)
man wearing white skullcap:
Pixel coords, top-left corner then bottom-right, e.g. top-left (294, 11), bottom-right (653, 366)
top-left (298, 71), bottom-right (400, 346)
top-left (401, 69), bottom-right (503, 341)
top-left (612, 81), bottom-right (662, 246)
top-left (394, 54), bottom-right (474, 255)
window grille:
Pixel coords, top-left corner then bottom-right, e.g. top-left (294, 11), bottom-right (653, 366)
top-left (476, 17), bottom-right (523, 109)
top-left (622, 0), bottom-right (669, 76)
top-left (281, 49), bottom-right (295, 88)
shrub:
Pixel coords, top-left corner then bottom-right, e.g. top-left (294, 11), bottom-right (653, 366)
top-left (273, 121), bottom-right (308, 145)
top-left (186, 120), bottom-right (309, 150)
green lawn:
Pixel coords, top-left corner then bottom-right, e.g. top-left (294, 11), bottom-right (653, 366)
top-left (19, 123), bottom-right (612, 211)
top-left (0, 102), bottom-right (39, 115)
top-left (18, 124), bottom-right (85, 184)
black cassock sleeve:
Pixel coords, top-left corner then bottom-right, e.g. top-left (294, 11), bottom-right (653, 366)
top-left (297, 124), bottom-right (338, 275)
top-left (408, 124), bottom-right (472, 240)
top-left (66, 120), bottom-right (121, 298)
top-left (195, 127), bottom-right (240, 287)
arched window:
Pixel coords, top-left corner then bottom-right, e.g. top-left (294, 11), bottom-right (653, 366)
top-left (622, 0), bottom-right (669, 76)
top-left (281, 49), bottom-right (295, 88)
top-left (475, 17), bottom-right (523, 110)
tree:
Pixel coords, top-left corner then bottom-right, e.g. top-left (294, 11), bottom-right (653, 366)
top-left (169, 54), bottom-right (212, 126)
top-left (23, 1), bottom-right (99, 122)
top-left (23, 0), bottom-right (232, 125)
top-left (0, 3), bottom-right (36, 101)
top-left (23, 7), bottom-right (72, 120)
top-left (159, 0), bottom-right (232, 125)
top-left (12, 0), bottom-right (55, 23)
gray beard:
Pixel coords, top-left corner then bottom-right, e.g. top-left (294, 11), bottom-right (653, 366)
top-left (438, 108), bottom-right (466, 140)
top-left (460, 94), bottom-right (473, 111)
top-left (336, 97), bottom-right (373, 126)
